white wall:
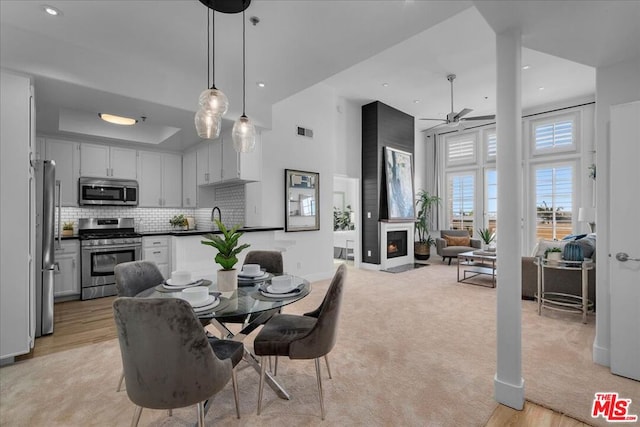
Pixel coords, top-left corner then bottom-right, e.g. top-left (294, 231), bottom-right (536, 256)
top-left (592, 56), bottom-right (640, 366)
top-left (259, 82), bottom-right (338, 281)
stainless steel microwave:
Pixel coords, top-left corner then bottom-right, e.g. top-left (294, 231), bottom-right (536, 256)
top-left (78, 177), bottom-right (138, 206)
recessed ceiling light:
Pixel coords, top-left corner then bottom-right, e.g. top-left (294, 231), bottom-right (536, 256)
top-left (42, 5), bottom-right (62, 16)
top-left (413, 100), bottom-right (420, 104)
top-left (99, 113), bottom-right (138, 126)
top-left (256, 81), bottom-right (265, 88)
top-left (538, 86), bottom-right (545, 91)
top-left (382, 83), bottom-right (389, 87)
top-left (522, 65), bottom-right (531, 70)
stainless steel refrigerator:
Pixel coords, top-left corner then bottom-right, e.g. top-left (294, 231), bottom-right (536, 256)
top-left (34, 159), bottom-right (57, 337)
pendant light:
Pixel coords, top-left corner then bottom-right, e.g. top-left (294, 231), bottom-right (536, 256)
top-left (195, 5), bottom-right (227, 139)
top-left (232, 9), bottom-right (256, 152)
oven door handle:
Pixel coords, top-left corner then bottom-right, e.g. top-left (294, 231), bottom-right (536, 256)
top-left (81, 244), bottom-right (141, 253)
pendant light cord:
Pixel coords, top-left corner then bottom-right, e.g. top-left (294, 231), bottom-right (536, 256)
top-left (206, 9), bottom-right (210, 89)
top-left (211, 5), bottom-right (215, 89)
top-left (242, 9), bottom-right (246, 115)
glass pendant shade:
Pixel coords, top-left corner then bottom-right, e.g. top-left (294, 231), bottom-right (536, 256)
top-left (198, 87), bottom-right (229, 117)
top-left (195, 108), bottom-right (222, 139)
top-left (232, 114), bottom-right (256, 152)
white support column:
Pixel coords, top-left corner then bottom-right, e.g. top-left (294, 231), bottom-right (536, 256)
top-left (494, 27), bottom-right (525, 410)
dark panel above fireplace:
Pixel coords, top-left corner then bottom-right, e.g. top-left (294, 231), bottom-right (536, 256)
top-left (361, 101), bottom-right (414, 265)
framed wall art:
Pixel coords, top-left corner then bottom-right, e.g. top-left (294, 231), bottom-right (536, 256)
top-left (384, 147), bottom-right (415, 220)
top-left (285, 169), bottom-right (320, 231)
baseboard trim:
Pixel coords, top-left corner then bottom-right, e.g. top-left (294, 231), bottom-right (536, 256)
top-left (593, 343), bottom-right (610, 367)
top-left (494, 375), bottom-right (525, 410)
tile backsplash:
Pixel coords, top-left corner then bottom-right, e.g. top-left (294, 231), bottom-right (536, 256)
top-left (58, 183), bottom-right (246, 233)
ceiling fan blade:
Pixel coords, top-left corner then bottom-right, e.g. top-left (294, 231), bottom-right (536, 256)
top-left (461, 114), bottom-right (495, 121)
top-left (423, 122), bottom-right (447, 132)
top-left (419, 118), bottom-right (447, 122)
top-left (453, 108), bottom-right (473, 121)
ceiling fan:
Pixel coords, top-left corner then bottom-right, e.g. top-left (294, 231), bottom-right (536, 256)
top-left (419, 74), bottom-right (495, 131)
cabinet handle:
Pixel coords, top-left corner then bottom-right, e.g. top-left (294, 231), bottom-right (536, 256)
top-left (72, 259), bottom-right (76, 269)
top-left (153, 251), bottom-right (161, 255)
top-left (205, 172), bottom-right (209, 182)
top-left (152, 242), bottom-right (162, 245)
top-left (106, 167), bottom-right (109, 176)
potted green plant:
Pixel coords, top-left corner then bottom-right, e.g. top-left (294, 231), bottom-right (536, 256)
top-left (201, 219), bottom-right (250, 292)
top-left (169, 214), bottom-right (188, 230)
top-left (477, 227), bottom-right (495, 250)
top-left (545, 247), bottom-right (563, 263)
top-left (414, 190), bottom-right (441, 260)
top-left (62, 221), bottom-right (74, 236)
top-left (333, 205), bottom-right (354, 231)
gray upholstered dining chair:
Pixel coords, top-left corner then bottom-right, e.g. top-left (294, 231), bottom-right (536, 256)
top-left (253, 263), bottom-right (346, 420)
top-left (244, 250), bottom-right (284, 275)
top-left (113, 260), bottom-right (165, 392)
top-left (113, 297), bottom-right (244, 426)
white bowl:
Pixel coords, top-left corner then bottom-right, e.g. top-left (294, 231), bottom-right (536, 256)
top-left (181, 286), bottom-right (209, 306)
top-left (270, 275), bottom-right (293, 292)
top-left (242, 264), bottom-right (261, 275)
top-left (171, 270), bottom-right (192, 286)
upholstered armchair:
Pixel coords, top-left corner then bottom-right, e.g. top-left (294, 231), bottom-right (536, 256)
top-left (435, 230), bottom-right (481, 265)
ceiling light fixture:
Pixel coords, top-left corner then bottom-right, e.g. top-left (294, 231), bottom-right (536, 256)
top-left (195, 5), bottom-right (226, 139)
top-left (99, 113), bottom-right (138, 126)
top-left (522, 65), bottom-right (531, 70)
top-left (43, 5), bottom-right (61, 16)
top-left (232, 9), bottom-right (256, 153)
top-left (382, 83), bottom-right (389, 87)
top-left (256, 81), bottom-right (265, 88)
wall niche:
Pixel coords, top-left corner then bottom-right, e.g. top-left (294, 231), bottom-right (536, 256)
top-left (361, 101), bottom-right (415, 264)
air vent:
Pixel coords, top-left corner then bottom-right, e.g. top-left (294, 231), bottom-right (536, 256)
top-left (296, 126), bottom-right (314, 138)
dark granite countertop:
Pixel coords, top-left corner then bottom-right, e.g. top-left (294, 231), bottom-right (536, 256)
top-left (142, 226), bottom-right (283, 237)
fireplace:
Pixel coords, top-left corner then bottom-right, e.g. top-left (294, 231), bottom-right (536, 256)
top-left (378, 222), bottom-right (414, 270)
top-left (387, 231), bottom-right (407, 259)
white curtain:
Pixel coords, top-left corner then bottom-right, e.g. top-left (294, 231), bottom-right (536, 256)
top-left (424, 132), bottom-right (443, 231)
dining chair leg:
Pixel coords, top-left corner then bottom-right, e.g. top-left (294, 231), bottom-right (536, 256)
top-left (231, 367), bottom-right (240, 419)
top-left (257, 356), bottom-right (267, 415)
top-left (197, 401), bottom-right (205, 427)
top-left (130, 406), bottom-right (143, 427)
top-left (274, 356), bottom-right (279, 376)
top-left (315, 358), bottom-right (325, 420)
top-left (167, 409), bottom-right (172, 417)
top-left (117, 371), bottom-right (125, 392)
top-left (324, 355), bottom-right (332, 379)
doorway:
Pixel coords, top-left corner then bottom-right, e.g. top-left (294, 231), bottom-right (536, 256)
top-left (333, 176), bottom-right (360, 268)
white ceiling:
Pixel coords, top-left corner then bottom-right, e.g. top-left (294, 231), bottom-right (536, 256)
top-left (1, 1), bottom-right (636, 152)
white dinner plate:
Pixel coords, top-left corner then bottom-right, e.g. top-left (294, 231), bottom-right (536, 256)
top-left (238, 272), bottom-right (270, 281)
top-left (266, 284), bottom-right (298, 294)
top-left (259, 288), bottom-right (302, 299)
top-left (163, 278), bottom-right (204, 290)
top-left (238, 270), bottom-right (266, 278)
top-left (192, 296), bottom-right (220, 312)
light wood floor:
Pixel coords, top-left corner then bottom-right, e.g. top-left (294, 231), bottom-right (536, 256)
top-left (18, 297), bottom-right (591, 426)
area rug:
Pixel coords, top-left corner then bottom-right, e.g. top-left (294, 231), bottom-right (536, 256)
top-left (1, 263), bottom-right (637, 426)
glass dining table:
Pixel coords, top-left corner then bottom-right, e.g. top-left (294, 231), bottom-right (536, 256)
top-left (136, 273), bottom-right (311, 401)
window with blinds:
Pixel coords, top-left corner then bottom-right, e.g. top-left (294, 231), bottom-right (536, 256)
top-left (485, 169), bottom-right (497, 232)
top-left (447, 172), bottom-right (475, 233)
top-left (445, 134), bottom-right (476, 166)
top-left (532, 113), bottom-right (577, 154)
top-left (485, 132), bottom-right (497, 161)
top-left (534, 164), bottom-right (574, 240)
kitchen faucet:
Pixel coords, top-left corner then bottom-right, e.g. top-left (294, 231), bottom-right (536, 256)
top-left (211, 207), bottom-right (221, 225)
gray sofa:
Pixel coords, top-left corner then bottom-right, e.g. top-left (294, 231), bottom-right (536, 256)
top-left (521, 256), bottom-right (596, 306)
top-left (435, 230), bottom-right (481, 265)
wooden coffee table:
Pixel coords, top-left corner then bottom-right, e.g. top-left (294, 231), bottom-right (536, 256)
top-left (457, 250), bottom-right (497, 288)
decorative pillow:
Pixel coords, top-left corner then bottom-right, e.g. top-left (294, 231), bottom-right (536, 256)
top-left (563, 242), bottom-right (584, 261)
top-left (532, 239), bottom-right (568, 257)
top-left (576, 234), bottom-right (596, 259)
top-left (562, 233), bottom-right (587, 241)
top-left (444, 235), bottom-right (470, 247)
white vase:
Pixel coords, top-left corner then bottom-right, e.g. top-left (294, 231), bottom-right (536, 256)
top-left (217, 269), bottom-right (238, 292)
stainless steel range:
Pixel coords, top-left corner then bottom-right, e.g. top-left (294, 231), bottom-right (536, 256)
top-left (79, 218), bottom-right (142, 300)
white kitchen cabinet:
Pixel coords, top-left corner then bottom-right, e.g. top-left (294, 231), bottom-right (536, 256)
top-left (80, 143), bottom-right (137, 179)
top-left (221, 131), bottom-right (262, 182)
top-left (54, 240), bottom-right (80, 299)
top-left (196, 140), bottom-right (222, 185)
top-left (45, 138), bottom-right (80, 206)
top-left (143, 236), bottom-right (171, 279)
top-left (182, 150), bottom-right (197, 207)
top-left (137, 151), bottom-right (182, 207)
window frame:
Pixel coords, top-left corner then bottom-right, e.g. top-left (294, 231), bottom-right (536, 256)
top-left (530, 111), bottom-right (580, 157)
top-left (445, 170), bottom-right (476, 234)
top-left (445, 133), bottom-right (477, 167)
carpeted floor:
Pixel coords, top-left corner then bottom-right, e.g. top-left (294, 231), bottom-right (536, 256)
top-left (0, 263), bottom-right (637, 426)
